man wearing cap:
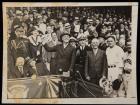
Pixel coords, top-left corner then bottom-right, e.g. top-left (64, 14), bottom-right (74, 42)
top-left (85, 38), bottom-right (108, 85)
top-left (43, 33), bottom-right (76, 75)
top-left (64, 22), bottom-right (72, 35)
top-left (8, 25), bottom-right (37, 78)
top-left (69, 37), bottom-right (77, 48)
top-left (36, 14), bottom-right (47, 35)
top-left (106, 35), bottom-right (125, 97)
top-left (25, 11), bottom-right (34, 31)
top-left (73, 17), bottom-right (81, 33)
top-left (11, 10), bottom-right (23, 40)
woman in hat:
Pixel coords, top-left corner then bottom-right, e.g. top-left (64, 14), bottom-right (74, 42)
top-left (28, 27), bottom-right (50, 76)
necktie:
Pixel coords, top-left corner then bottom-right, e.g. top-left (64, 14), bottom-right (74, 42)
top-left (18, 66), bottom-right (23, 74)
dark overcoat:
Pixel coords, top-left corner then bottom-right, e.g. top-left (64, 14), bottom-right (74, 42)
top-left (85, 49), bottom-right (108, 84)
top-left (43, 44), bottom-right (76, 74)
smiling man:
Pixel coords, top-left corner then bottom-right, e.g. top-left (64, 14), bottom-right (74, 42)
top-left (85, 38), bottom-right (108, 85)
top-left (43, 33), bottom-right (76, 75)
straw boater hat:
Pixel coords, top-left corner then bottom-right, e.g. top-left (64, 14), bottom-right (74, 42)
top-left (64, 23), bottom-right (71, 29)
top-left (74, 17), bottom-right (80, 21)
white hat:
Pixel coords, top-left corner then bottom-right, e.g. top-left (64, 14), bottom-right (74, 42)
top-left (16, 10), bottom-right (23, 15)
top-left (64, 23), bottom-right (71, 29)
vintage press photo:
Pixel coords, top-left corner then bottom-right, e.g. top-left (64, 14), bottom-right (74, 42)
top-left (2, 2), bottom-right (138, 104)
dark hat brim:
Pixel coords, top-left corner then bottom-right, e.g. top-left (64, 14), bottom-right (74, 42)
top-left (60, 33), bottom-right (70, 42)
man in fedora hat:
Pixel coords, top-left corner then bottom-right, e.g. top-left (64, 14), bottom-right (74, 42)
top-left (43, 33), bottom-right (76, 75)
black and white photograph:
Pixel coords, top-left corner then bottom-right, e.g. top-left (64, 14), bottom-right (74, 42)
top-left (2, 2), bottom-right (138, 104)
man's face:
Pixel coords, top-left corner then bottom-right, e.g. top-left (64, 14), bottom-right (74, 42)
top-left (118, 39), bottom-right (125, 48)
top-left (16, 14), bottom-right (23, 20)
top-left (96, 20), bottom-right (100, 25)
top-left (79, 40), bottom-right (86, 47)
top-left (47, 26), bottom-right (53, 34)
top-left (32, 30), bottom-right (39, 36)
top-left (58, 22), bottom-right (63, 27)
top-left (16, 57), bottom-right (25, 67)
top-left (120, 24), bottom-right (124, 29)
top-left (107, 37), bottom-right (115, 48)
top-left (29, 14), bottom-right (33, 18)
top-left (51, 33), bottom-right (58, 41)
top-left (70, 42), bottom-right (76, 47)
top-left (109, 18), bottom-right (112, 22)
top-left (15, 27), bottom-right (25, 38)
top-left (62, 35), bottom-right (70, 43)
top-left (113, 18), bottom-right (117, 22)
top-left (91, 39), bottom-right (99, 49)
top-left (115, 29), bottom-right (119, 34)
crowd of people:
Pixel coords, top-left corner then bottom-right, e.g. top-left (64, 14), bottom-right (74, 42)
top-left (7, 7), bottom-right (134, 98)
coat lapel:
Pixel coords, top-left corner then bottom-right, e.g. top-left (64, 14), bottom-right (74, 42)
top-left (89, 51), bottom-right (96, 63)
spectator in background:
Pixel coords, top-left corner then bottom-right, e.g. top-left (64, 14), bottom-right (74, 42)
top-left (98, 37), bottom-right (108, 51)
top-left (41, 25), bottom-right (53, 71)
top-left (46, 32), bottom-right (61, 74)
top-left (11, 10), bottom-right (23, 40)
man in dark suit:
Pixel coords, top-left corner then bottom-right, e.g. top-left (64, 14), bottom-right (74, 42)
top-left (14, 57), bottom-right (34, 78)
top-left (43, 33), bottom-right (76, 75)
top-left (74, 37), bottom-right (91, 80)
top-left (85, 38), bottom-right (108, 85)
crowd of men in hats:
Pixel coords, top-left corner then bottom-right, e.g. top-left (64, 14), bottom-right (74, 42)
top-left (7, 7), bottom-right (134, 98)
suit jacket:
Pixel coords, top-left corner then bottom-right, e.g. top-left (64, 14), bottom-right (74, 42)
top-left (14, 65), bottom-right (34, 78)
top-left (44, 43), bottom-right (76, 73)
top-left (85, 49), bottom-right (108, 79)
